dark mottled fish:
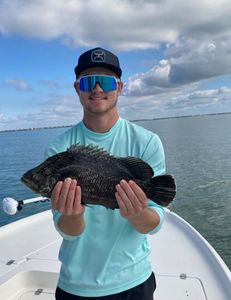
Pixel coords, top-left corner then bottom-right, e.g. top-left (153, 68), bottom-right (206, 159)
top-left (21, 144), bottom-right (176, 209)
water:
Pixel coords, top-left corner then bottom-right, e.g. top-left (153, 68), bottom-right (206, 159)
top-left (0, 127), bottom-right (68, 224)
top-left (0, 114), bottom-right (230, 269)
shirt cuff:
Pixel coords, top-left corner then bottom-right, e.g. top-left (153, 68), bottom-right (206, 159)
top-left (147, 202), bottom-right (165, 235)
top-left (52, 210), bottom-right (82, 241)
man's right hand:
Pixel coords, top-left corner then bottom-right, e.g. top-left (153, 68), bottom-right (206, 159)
top-left (51, 178), bottom-right (85, 236)
top-left (51, 178), bottom-right (85, 216)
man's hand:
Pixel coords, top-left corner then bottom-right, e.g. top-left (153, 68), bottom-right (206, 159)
top-left (115, 180), bottom-right (148, 219)
top-left (51, 178), bottom-right (84, 216)
top-left (51, 178), bottom-right (85, 236)
top-left (115, 180), bottom-right (160, 234)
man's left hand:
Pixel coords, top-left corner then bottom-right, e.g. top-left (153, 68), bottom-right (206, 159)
top-left (115, 180), bottom-right (148, 219)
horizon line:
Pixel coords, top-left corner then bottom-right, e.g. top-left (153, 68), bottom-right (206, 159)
top-left (0, 111), bottom-right (230, 133)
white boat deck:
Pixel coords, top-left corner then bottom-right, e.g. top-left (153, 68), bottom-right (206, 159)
top-left (150, 211), bottom-right (231, 299)
top-left (0, 209), bottom-right (230, 299)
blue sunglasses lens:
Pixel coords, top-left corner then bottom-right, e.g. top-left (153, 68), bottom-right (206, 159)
top-left (78, 75), bottom-right (118, 92)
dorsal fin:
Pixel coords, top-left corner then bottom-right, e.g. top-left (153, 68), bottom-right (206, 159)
top-left (67, 144), bottom-right (112, 160)
top-left (67, 144), bottom-right (154, 180)
top-left (118, 157), bottom-right (154, 180)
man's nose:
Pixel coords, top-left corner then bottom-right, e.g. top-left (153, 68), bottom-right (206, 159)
top-left (92, 82), bottom-right (104, 92)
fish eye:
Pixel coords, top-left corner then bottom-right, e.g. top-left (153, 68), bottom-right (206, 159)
top-left (33, 174), bottom-right (42, 183)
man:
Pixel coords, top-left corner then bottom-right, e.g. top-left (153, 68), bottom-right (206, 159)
top-left (46, 47), bottom-right (166, 299)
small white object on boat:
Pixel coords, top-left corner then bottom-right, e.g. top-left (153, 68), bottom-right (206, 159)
top-left (0, 198), bottom-right (230, 299)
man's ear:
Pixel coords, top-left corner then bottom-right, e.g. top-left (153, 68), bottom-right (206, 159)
top-left (117, 81), bottom-right (124, 96)
top-left (74, 81), bottom-right (80, 95)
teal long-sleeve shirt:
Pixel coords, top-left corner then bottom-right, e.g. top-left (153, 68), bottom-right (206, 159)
top-left (45, 118), bottom-right (166, 297)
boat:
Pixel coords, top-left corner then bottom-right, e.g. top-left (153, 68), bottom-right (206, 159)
top-left (0, 197), bottom-right (231, 299)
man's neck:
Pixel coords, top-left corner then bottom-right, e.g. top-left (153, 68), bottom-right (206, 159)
top-left (83, 112), bottom-right (120, 133)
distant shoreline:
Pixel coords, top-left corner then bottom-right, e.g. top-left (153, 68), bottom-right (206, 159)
top-left (130, 111), bottom-right (231, 123)
top-left (0, 111), bottom-right (230, 133)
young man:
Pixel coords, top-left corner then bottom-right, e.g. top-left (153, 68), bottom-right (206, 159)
top-left (46, 47), bottom-right (166, 299)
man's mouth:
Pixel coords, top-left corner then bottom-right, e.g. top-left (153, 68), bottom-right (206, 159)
top-left (89, 96), bottom-right (107, 101)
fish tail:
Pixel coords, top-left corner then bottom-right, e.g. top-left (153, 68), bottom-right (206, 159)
top-left (140, 174), bottom-right (176, 207)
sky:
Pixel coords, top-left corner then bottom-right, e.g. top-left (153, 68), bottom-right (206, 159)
top-left (0, 0), bottom-right (231, 131)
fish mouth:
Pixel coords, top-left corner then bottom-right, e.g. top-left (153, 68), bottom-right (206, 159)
top-left (21, 176), bottom-right (51, 197)
top-left (21, 175), bottom-right (31, 186)
top-left (21, 176), bottom-right (38, 192)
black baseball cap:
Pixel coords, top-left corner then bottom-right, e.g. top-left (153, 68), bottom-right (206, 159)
top-left (74, 47), bottom-right (122, 78)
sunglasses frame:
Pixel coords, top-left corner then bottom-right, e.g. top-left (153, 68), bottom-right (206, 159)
top-left (77, 75), bottom-right (120, 93)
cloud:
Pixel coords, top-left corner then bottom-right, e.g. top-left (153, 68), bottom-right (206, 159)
top-left (0, 93), bottom-right (83, 130)
top-left (40, 80), bottom-right (61, 90)
top-left (1, 0), bottom-right (231, 129)
top-left (1, 0), bottom-right (231, 88)
top-left (119, 85), bottom-right (231, 120)
top-left (0, 0), bottom-right (176, 50)
top-left (39, 79), bottom-right (72, 91)
top-left (0, 0), bottom-right (230, 51)
top-left (124, 37), bottom-right (231, 97)
top-left (168, 38), bottom-right (231, 84)
top-left (0, 113), bottom-right (6, 122)
top-left (124, 60), bottom-right (174, 96)
top-left (0, 85), bottom-right (230, 131)
top-left (4, 78), bottom-right (31, 91)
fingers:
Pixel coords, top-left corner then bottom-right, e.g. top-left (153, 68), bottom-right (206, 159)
top-left (72, 185), bottom-right (83, 215)
top-left (57, 178), bottom-right (72, 213)
top-left (51, 178), bottom-right (84, 216)
top-left (65, 179), bottom-right (77, 215)
top-left (115, 180), bottom-right (147, 219)
top-left (51, 181), bottom-right (63, 210)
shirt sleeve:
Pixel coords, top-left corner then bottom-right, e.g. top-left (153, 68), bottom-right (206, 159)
top-left (147, 202), bottom-right (165, 234)
top-left (141, 134), bottom-right (166, 176)
top-left (52, 209), bottom-right (81, 240)
top-left (141, 134), bottom-right (166, 234)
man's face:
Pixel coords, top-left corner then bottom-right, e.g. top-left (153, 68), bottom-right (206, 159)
top-left (74, 67), bottom-right (123, 116)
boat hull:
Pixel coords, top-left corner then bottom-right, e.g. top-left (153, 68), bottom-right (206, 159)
top-left (0, 209), bottom-right (230, 299)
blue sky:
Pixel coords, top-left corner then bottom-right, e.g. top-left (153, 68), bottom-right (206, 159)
top-left (0, 0), bottom-right (231, 130)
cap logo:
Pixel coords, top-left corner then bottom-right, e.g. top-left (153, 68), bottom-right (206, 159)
top-left (91, 49), bottom-right (106, 62)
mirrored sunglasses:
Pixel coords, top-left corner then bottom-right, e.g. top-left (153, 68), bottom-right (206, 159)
top-left (77, 75), bottom-right (120, 92)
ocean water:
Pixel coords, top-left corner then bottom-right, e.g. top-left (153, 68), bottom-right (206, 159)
top-left (0, 114), bottom-right (230, 269)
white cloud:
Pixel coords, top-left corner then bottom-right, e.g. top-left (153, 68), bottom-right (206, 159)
top-left (0, 84), bottom-right (230, 131)
top-left (4, 79), bottom-right (31, 91)
top-left (0, 93), bottom-right (82, 130)
top-left (168, 38), bottom-right (231, 84)
top-left (119, 85), bottom-right (231, 120)
top-left (39, 79), bottom-right (72, 91)
top-left (124, 37), bottom-right (231, 97)
top-left (1, 0), bottom-right (231, 129)
top-left (0, 0), bottom-right (230, 51)
top-left (124, 60), bottom-right (173, 96)
top-left (1, 0), bottom-right (231, 88)
top-left (0, 113), bottom-right (6, 122)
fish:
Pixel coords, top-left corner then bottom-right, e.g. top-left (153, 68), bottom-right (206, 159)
top-left (21, 144), bottom-right (176, 209)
